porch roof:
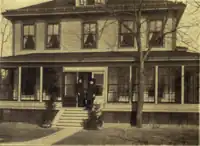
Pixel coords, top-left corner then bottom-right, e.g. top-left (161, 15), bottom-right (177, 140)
top-left (0, 51), bottom-right (199, 64)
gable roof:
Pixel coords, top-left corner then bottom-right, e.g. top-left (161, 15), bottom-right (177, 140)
top-left (2, 0), bottom-right (186, 18)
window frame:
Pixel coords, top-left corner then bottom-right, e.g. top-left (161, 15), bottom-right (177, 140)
top-left (118, 20), bottom-right (135, 48)
top-left (22, 23), bottom-right (36, 50)
top-left (82, 21), bottom-right (98, 49)
top-left (45, 22), bottom-right (61, 50)
top-left (158, 67), bottom-right (181, 103)
top-left (147, 19), bottom-right (164, 48)
top-left (79, 0), bottom-right (87, 6)
top-left (93, 73), bottom-right (104, 96)
top-left (107, 67), bottom-right (130, 103)
top-left (95, 0), bottom-right (104, 4)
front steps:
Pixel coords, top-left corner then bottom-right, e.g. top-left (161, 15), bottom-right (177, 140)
top-left (52, 108), bottom-right (89, 128)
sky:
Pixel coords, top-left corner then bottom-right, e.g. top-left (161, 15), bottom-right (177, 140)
top-left (0, 0), bottom-right (199, 56)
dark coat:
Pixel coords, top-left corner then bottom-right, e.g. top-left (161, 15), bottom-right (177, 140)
top-left (76, 83), bottom-right (84, 97)
top-left (87, 84), bottom-right (97, 100)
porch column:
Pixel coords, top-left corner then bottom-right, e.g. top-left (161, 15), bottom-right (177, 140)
top-left (18, 66), bottom-right (22, 102)
top-left (39, 66), bottom-right (43, 102)
top-left (181, 65), bottom-right (184, 104)
top-left (155, 66), bottom-right (158, 104)
top-left (199, 65), bottom-right (200, 102)
top-left (129, 65), bottom-right (132, 103)
top-left (76, 72), bottom-right (79, 107)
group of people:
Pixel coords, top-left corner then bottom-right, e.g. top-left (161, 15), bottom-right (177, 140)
top-left (76, 78), bottom-right (97, 110)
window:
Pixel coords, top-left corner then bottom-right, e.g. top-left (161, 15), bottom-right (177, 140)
top-left (83, 22), bottom-right (97, 48)
top-left (158, 67), bottom-right (181, 103)
top-left (43, 67), bottom-right (62, 101)
top-left (95, 0), bottom-right (104, 4)
top-left (119, 20), bottom-right (135, 47)
top-left (144, 67), bottom-right (155, 102)
top-left (46, 23), bottom-right (60, 49)
top-left (79, 0), bottom-right (87, 5)
top-left (21, 67), bottom-right (40, 101)
top-left (23, 24), bottom-right (35, 49)
top-left (87, 0), bottom-right (95, 5)
top-left (108, 67), bottom-right (130, 102)
top-left (148, 19), bottom-right (164, 47)
top-left (0, 68), bottom-right (16, 101)
top-left (79, 0), bottom-right (95, 5)
top-left (184, 67), bottom-right (199, 104)
top-left (93, 74), bottom-right (104, 96)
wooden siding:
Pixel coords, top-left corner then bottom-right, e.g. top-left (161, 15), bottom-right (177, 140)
top-left (13, 14), bottom-right (175, 55)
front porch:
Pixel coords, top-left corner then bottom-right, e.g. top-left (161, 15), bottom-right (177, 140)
top-left (0, 65), bottom-right (199, 112)
top-left (0, 51), bottom-right (199, 112)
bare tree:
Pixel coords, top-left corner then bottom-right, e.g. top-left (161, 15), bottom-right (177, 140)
top-left (0, 0), bottom-right (11, 58)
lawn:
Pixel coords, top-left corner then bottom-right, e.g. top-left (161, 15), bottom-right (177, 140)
top-left (54, 126), bottom-right (199, 145)
top-left (0, 122), bottom-right (60, 143)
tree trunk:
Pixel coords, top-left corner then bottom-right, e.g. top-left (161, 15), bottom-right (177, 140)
top-left (135, 8), bottom-right (144, 127)
top-left (136, 59), bottom-right (144, 128)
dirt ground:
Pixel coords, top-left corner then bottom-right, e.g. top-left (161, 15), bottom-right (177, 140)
top-left (0, 122), bottom-right (60, 143)
top-left (55, 125), bottom-right (199, 145)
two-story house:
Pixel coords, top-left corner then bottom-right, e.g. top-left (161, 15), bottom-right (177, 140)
top-left (0, 0), bottom-right (199, 127)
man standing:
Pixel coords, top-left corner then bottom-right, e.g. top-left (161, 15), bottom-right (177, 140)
top-left (87, 78), bottom-right (96, 110)
top-left (76, 78), bottom-right (85, 107)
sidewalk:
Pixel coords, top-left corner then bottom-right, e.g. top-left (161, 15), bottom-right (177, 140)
top-left (0, 127), bottom-right (82, 146)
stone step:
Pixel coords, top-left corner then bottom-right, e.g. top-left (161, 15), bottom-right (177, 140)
top-left (64, 108), bottom-right (86, 111)
top-left (54, 125), bottom-right (83, 128)
top-left (58, 119), bottom-right (86, 123)
top-left (63, 110), bottom-right (88, 114)
top-left (59, 116), bottom-right (88, 120)
top-left (56, 122), bottom-right (83, 127)
top-left (61, 113), bottom-right (88, 117)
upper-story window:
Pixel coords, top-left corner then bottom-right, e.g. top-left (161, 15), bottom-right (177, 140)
top-left (79, 0), bottom-right (104, 6)
top-left (79, 0), bottom-right (87, 5)
top-left (148, 19), bottom-right (164, 48)
top-left (46, 23), bottom-right (60, 49)
top-left (82, 22), bottom-right (97, 49)
top-left (95, 0), bottom-right (104, 4)
top-left (23, 24), bottom-right (35, 50)
top-left (119, 20), bottom-right (135, 47)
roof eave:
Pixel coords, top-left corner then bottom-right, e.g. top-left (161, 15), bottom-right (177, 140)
top-left (2, 5), bottom-right (186, 19)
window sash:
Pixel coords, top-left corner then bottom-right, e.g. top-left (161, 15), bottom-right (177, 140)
top-left (23, 24), bottom-right (35, 49)
top-left (83, 22), bottom-right (97, 48)
top-left (79, 0), bottom-right (87, 5)
top-left (120, 20), bottom-right (135, 33)
top-left (46, 23), bottom-right (60, 49)
top-left (148, 19), bottom-right (164, 47)
top-left (119, 20), bottom-right (135, 47)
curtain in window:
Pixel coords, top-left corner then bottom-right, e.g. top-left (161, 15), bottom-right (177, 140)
top-left (148, 20), bottom-right (164, 47)
top-left (23, 25), bottom-right (35, 49)
top-left (47, 24), bottom-right (60, 48)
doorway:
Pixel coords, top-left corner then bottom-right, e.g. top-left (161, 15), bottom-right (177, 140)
top-left (62, 70), bottom-right (105, 107)
top-left (78, 72), bottom-right (92, 91)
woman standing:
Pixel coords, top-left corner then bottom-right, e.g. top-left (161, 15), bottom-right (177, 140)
top-left (76, 78), bottom-right (85, 107)
top-left (87, 78), bottom-right (97, 110)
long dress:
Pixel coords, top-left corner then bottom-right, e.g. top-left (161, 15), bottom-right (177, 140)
top-left (87, 84), bottom-right (97, 109)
